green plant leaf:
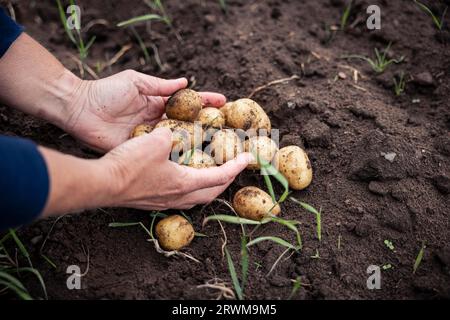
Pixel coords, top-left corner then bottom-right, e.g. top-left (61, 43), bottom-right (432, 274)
top-left (247, 236), bottom-right (298, 251)
top-left (117, 14), bottom-right (166, 27)
top-left (108, 222), bottom-right (141, 228)
top-left (413, 243), bottom-right (426, 274)
top-left (241, 236), bottom-right (249, 290)
top-left (16, 267), bottom-right (47, 299)
top-left (204, 214), bottom-right (270, 225)
top-left (225, 247), bottom-right (243, 300)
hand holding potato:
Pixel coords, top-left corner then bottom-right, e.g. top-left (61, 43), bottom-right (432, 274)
top-left (100, 127), bottom-right (253, 210)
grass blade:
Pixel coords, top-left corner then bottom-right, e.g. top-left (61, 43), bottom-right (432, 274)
top-left (288, 276), bottom-right (302, 300)
top-left (16, 267), bottom-right (47, 299)
top-left (117, 14), bottom-right (166, 27)
top-left (270, 217), bottom-right (302, 249)
top-left (247, 236), bottom-right (298, 251)
top-left (289, 197), bottom-right (321, 241)
top-left (413, 243), bottom-right (426, 274)
top-left (108, 222), bottom-right (141, 228)
top-left (224, 247), bottom-right (243, 300)
top-left (241, 236), bottom-right (249, 290)
top-left (340, 0), bottom-right (352, 30)
top-left (204, 214), bottom-right (270, 225)
top-left (257, 154), bottom-right (290, 203)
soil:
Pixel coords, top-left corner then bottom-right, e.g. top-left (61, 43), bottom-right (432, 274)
top-left (1, 0), bottom-right (450, 299)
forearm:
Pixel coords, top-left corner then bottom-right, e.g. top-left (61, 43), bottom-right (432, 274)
top-left (39, 147), bottom-right (116, 217)
top-left (0, 33), bottom-right (82, 129)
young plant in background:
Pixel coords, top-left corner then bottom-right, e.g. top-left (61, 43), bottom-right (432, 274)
top-left (224, 236), bottom-right (249, 300)
top-left (344, 42), bottom-right (404, 73)
top-left (0, 229), bottom-right (47, 300)
top-left (290, 197), bottom-right (322, 242)
top-left (414, 0), bottom-right (448, 30)
top-left (56, 0), bottom-right (96, 78)
top-left (393, 72), bottom-right (406, 96)
top-left (413, 242), bottom-right (426, 274)
top-left (340, 0), bottom-right (353, 30)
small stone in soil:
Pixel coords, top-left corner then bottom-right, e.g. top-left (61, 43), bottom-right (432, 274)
top-left (412, 71), bottom-right (434, 87)
top-left (302, 118), bottom-right (331, 148)
top-left (368, 181), bottom-right (390, 196)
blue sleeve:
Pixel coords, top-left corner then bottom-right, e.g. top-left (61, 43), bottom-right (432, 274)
top-left (0, 7), bottom-right (23, 57)
top-left (0, 136), bottom-right (49, 230)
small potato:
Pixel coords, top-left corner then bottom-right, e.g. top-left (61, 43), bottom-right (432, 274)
top-left (209, 129), bottom-right (243, 164)
top-left (243, 136), bottom-right (278, 170)
top-left (155, 119), bottom-right (202, 152)
top-left (196, 107), bottom-right (225, 128)
top-left (178, 149), bottom-right (216, 168)
top-left (155, 215), bottom-right (195, 251)
top-left (130, 124), bottom-right (154, 138)
top-left (273, 146), bottom-right (313, 190)
top-left (223, 98), bottom-right (271, 134)
top-left (233, 186), bottom-right (281, 221)
top-left (166, 89), bottom-right (202, 122)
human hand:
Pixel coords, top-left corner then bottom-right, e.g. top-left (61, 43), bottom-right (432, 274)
top-left (100, 127), bottom-right (253, 210)
top-left (64, 70), bottom-right (226, 152)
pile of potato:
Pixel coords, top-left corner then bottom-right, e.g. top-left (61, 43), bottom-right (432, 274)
top-left (130, 89), bottom-right (313, 251)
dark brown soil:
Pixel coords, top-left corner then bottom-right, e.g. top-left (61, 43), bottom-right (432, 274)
top-left (1, 0), bottom-right (449, 299)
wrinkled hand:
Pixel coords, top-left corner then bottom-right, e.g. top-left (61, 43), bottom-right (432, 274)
top-left (65, 70), bottom-right (226, 152)
top-left (101, 127), bottom-right (253, 210)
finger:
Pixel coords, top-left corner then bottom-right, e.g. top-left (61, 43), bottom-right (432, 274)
top-left (138, 126), bottom-right (173, 160)
top-left (184, 179), bottom-right (233, 205)
top-left (161, 92), bottom-right (226, 108)
top-left (143, 96), bottom-right (165, 121)
top-left (133, 72), bottom-right (188, 96)
top-left (182, 152), bottom-right (253, 191)
top-left (198, 92), bottom-right (227, 107)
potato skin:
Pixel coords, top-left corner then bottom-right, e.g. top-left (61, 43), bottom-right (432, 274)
top-left (130, 124), bottom-right (154, 138)
top-left (274, 146), bottom-right (313, 190)
top-left (178, 149), bottom-right (216, 168)
top-left (166, 89), bottom-right (202, 122)
top-left (209, 129), bottom-right (243, 164)
top-left (223, 99), bottom-right (271, 134)
top-left (155, 119), bottom-right (202, 152)
top-left (244, 136), bottom-right (278, 170)
top-left (196, 107), bottom-right (225, 128)
top-left (233, 186), bottom-right (281, 221)
top-left (155, 215), bottom-right (195, 251)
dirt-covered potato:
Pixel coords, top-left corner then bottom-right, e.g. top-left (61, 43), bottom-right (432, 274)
top-left (155, 119), bottom-right (202, 152)
top-left (130, 124), bottom-right (154, 138)
top-left (155, 215), bottom-right (195, 251)
top-left (196, 107), bottom-right (225, 128)
top-left (222, 98), bottom-right (271, 134)
top-left (243, 136), bottom-right (278, 170)
top-left (209, 129), bottom-right (243, 164)
top-left (274, 146), bottom-right (313, 190)
top-left (233, 186), bottom-right (281, 221)
top-left (166, 89), bottom-right (202, 122)
top-left (178, 149), bottom-right (216, 168)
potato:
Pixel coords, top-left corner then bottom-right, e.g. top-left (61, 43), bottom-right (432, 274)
top-left (233, 186), bottom-right (281, 221)
top-left (209, 129), bottom-right (243, 164)
top-left (243, 136), bottom-right (278, 170)
top-left (130, 124), bottom-right (154, 138)
top-left (155, 119), bottom-right (202, 152)
top-left (166, 89), bottom-right (202, 122)
top-left (222, 98), bottom-right (271, 134)
top-left (155, 215), bottom-right (195, 251)
top-left (178, 149), bottom-right (216, 168)
top-left (273, 146), bottom-right (313, 190)
top-left (196, 107), bottom-right (225, 128)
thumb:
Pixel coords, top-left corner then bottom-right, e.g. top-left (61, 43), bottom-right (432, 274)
top-left (144, 127), bottom-right (173, 160)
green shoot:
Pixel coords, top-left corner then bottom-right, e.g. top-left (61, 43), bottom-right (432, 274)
top-left (413, 242), bottom-right (426, 274)
top-left (344, 42), bottom-right (404, 73)
top-left (311, 249), bottom-right (320, 259)
top-left (340, 0), bottom-right (353, 30)
top-left (240, 236), bottom-right (249, 292)
top-left (257, 153), bottom-right (290, 204)
top-left (384, 239), bottom-right (395, 251)
top-left (130, 27), bottom-right (151, 63)
top-left (414, 0), bottom-right (448, 30)
top-left (270, 216), bottom-right (302, 249)
top-left (56, 0), bottom-right (96, 77)
top-left (225, 247), bottom-right (243, 300)
top-left (0, 230), bottom-right (47, 299)
top-left (393, 72), bottom-right (406, 96)
top-left (288, 277), bottom-right (302, 300)
top-left (117, 14), bottom-right (167, 27)
top-left (290, 197), bottom-right (321, 241)
top-left (382, 264), bottom-right (392, 270)
top-left (219, 0), bottom-right (227, 13)
top-left (108, 221), bottom-right (153, 239)
top-left (247, 236), bottom-right (299, 251)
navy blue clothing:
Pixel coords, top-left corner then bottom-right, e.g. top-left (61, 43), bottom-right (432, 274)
top-left (1, 8), bottom-right (49, 229)
top-left (0, 8), bottom-right (23, 56)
